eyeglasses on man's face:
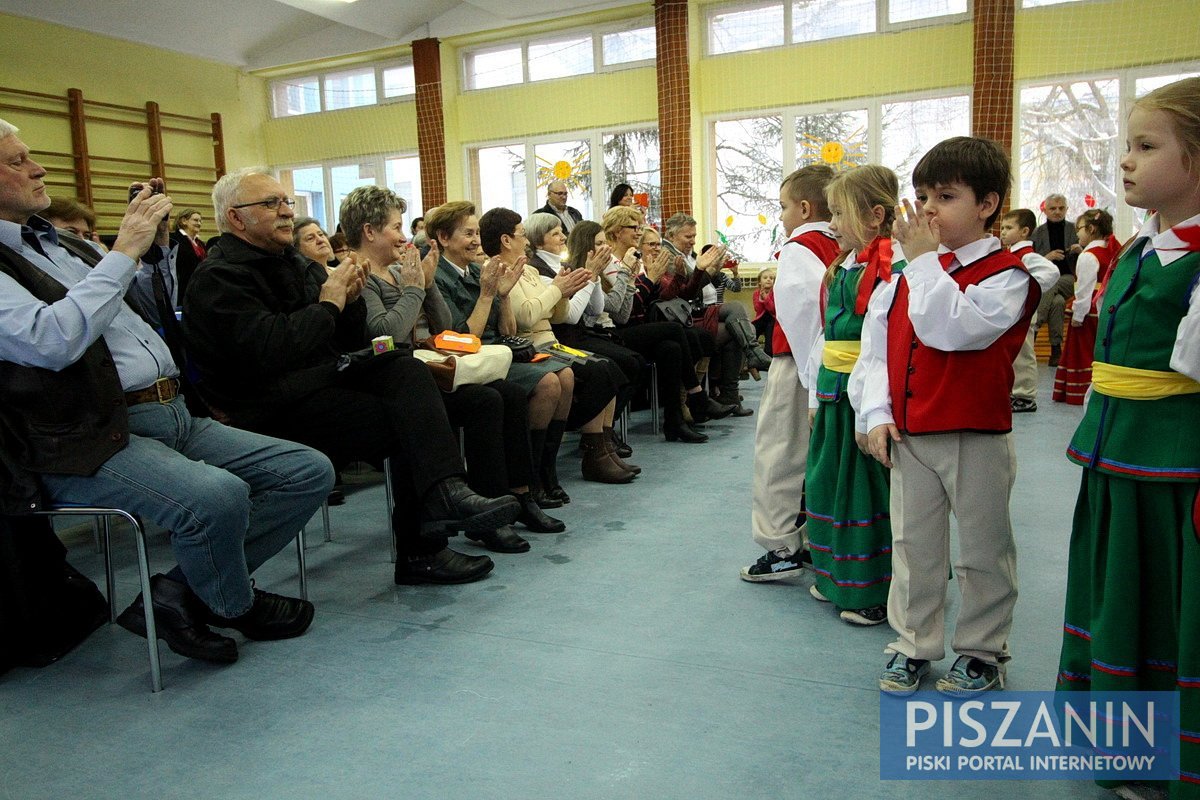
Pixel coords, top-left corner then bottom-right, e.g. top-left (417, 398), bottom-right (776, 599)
top-left (232, 196), bottom-right (296, 212)
top-left (549, 190), bottom-right (568, 197)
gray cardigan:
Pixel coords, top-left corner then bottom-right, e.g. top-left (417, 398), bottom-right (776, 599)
top-left (362, 267), bottom-right (453, 342)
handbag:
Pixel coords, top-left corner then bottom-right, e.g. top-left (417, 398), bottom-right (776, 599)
top-left (497, 335), bottom-right (536, 363)
top-left (650, 298), bottom-right (694, 327)
top-left (412, 343), bottom-right (512, 392)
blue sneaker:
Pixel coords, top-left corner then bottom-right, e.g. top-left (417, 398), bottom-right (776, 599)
top-left (935, 656), bottom-right (1005, 696)
top-left (879, 654), bottom-right (930, 695)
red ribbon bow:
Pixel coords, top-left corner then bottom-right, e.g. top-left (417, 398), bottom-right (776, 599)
top-left (854, 236), bottom-right (895, 315)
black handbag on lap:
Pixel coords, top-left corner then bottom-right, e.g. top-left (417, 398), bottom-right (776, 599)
top-left (497, 335), bottom-right (536, 363)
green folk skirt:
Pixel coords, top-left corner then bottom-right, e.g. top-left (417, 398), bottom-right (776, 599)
top-left (805, 396), bottom-right (893, 610)
top-left (1057, 469), bottom-right (1200, 797)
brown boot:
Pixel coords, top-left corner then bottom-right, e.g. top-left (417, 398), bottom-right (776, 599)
top-left (580, 432), bottom-right (635, 484)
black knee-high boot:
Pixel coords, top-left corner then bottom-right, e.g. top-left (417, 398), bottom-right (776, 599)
top-left (528, 428), bottom-right (562, 509)
top-left (542, 420), bottom-right (570, 504)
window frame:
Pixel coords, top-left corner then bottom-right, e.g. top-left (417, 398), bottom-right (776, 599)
top-left (705, 87), bottom-right (972, 260)
top-left (703, 0), bottom-right (971, 56)
top-left (269, 58), bottom-right (416, 118)
top-left (464, 122), bottom-right (661, 221)
top-left (274, 151), bottom-right (424, 231)
top-left (1012, 61), bottom-right (1200, 238)
top-left (461, 18), bottom-right (656, 91)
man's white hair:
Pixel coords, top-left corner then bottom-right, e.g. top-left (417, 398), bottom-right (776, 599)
top-left (1044, 193), bottom-right (1067, 205)
top-left (547, 180), bottom-right (567, 193)
top-left (212, 166), bottom-right (271, 233)
top-left (0, 118), bottom-right (19, 139)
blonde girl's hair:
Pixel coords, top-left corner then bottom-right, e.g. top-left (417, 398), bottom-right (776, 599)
top-left (757, 266), bottom-right (777, 283)
top-left (822, 164), bottom-right (899, 286)
top-left (1135, 76), bottom-right (1200, 176)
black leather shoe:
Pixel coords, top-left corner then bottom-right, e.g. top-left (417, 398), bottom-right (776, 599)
top-left (422, 477), bottom-right (521, 537)
top-left (530, 487), bottom-right (564, 509)
top-left (208, 587), bottom-right (314, 640)
top-left (467, 525), bottom-right (531, 553)
top-left (116, 574), bottom-right (238, 664)
top-left (394, 548), bottom-right (494, 585)
top-left (516, 492), bottom-right (566, 533)
top-left (729, 404), bottom-right (754, 417)
top-left (547, 485), bottom-right (571, 504)
top-left (664, 422), bottom-right (708, 443)
top-left (326, 488), bottom-right (345, 506)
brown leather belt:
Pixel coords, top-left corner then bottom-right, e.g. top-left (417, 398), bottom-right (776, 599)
top-left (124, 377), bottom-right (180, 406)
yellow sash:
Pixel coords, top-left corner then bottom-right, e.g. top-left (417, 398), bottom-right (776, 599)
top-left (822, 340), bottom-right (861, 374)
top-left (1091, 361), bottom-right (1200, 400)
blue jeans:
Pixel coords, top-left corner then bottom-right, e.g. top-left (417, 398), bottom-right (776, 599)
top-left (40, 397), bottom-right (334, 617)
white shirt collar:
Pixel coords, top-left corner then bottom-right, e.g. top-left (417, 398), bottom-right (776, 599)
top-left (1009, 240), bottom-right (1034, 252)
top-left (938, 235), bottom-right (1001, 269)
top-left (1138, 211), bottom-right (1200, 266)
top-left (793, 220), bottom-right (833, 237)
top-left (1083, 239), bottom-right (1107, 252)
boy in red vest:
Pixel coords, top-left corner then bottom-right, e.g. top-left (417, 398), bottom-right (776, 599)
top-left (740, 165), bottom-right (841, 581)
top-left (999, 208), bottom-right (1049, 413)
top-left (853, 137), bottom-right (1041, 695)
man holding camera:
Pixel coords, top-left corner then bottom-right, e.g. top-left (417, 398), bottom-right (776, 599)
top-left (0, 118), bottom-right (335, 665)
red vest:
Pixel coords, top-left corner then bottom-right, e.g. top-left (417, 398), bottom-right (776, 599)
top-left (1011, 245), bottom-right (1034, 258)
top-left (774, 230), bottom-right (841, 356)
top-left (887, 249), bottom-right (1039, 435)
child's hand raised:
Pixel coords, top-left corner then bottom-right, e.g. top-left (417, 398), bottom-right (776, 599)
top-left (893, 198), bottom-right (939, 261)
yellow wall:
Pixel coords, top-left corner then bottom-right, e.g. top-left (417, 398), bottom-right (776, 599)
top-left (0, 13), bottom-right (268, 169)
top-left (1016, 0), bottom-right (1200, 79)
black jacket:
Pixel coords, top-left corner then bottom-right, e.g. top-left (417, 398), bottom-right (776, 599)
top-left (0, 238), bottom-right (130, 513)
top-left (535, 203), bottom-right (583, 227)
top-left (182, 233), bottom-right (369, 427)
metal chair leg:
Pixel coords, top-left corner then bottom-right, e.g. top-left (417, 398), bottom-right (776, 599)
top-left (617, 405), bottom-right (628, 441)
top-left (321, 500), bottom-right (331, 543)
top-left (100, 516), bottom-right (117, 623)
top-left (383, 458), bottom-right (396, 564)
top-left (296, 526), bottom-right (308, 601)
top-left (649, 362), bottom-right (660, 435)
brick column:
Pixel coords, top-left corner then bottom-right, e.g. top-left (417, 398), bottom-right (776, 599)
top-left (972, 0), bottom-right (1015, 166)
top-left (655, 0), bottom-right (691, 220)
top-left (413, 37), bottom-right (447, 210)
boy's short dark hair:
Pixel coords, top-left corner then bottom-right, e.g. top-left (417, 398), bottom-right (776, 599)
top-left (478, 207), bottom-right (522, 257)
top-left (781, 164), bottom-right (835, 218)
top-left (912, 136), bottom-right (1011, 228)
top-left (1002, 208), bottom-right (1037, 236)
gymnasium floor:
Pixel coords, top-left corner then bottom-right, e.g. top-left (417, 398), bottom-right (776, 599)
top-left (0, 368), bottom-right (1113, 799)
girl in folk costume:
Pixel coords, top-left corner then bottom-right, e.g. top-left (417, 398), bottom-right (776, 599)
top-left (1052, 209), bottom-right (1116, 405)
top-left (1056, 77), bottom-right (1200, 800)
top-left (803, 165), bottom-right (905, 626)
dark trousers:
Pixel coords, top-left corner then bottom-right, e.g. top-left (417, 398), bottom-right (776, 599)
top-left (443, 379), bottom-right (532, 497)
top-left (617, 322), bottom-right (702, 428)
top-left (246, 355), bottom-right (464, 557)
top-left (754, 315), bottom-right (775, 356)
top-left (579, 334), bottom-right (644, 419)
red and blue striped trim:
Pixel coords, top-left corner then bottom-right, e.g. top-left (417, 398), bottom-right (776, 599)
top-left (1091, 658), bottom-right (1138, 677)
top-left (1063, 622), bottom-right (1092, 641)
top-left (807, 540), bottom-right (892, 562)
top-left (807, 566), bottom-right (891, 588)
top-left (1181, 769), bottom-right (1200, 785)
top-left (1178, 675), bottom-right (1200, 688)
top-left (1066, 445), bottom-right (1200, 479)
top-left (1057, 669), bottom-right (1091, 684)
top-left (1144, 658), bottom-right (1177, 672)
top-left (806, 509), bottom-right (890, 530)
top-left (1181, 729), bottom-right (1200, 745)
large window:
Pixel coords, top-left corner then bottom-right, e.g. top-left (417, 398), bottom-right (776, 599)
top-left (270, 60), bottom-right (415, 117)
top-left (278, 155), bottom-right (423, 234)
top-left (468, 127), bottom-right (659, 227)
top-left (1016, 64), bottom-right (1200, 237)
top-left (707, 0), bottom-right (968, 55)
top-left (711, 92), bottom-right (969, 260)
top-left (463, 19), bottom-right (655, 91)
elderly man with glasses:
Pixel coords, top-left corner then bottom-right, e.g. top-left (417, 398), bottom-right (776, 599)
top-left (184, 168), bottom-right (519, 587)
top-left (535, 180), bottom-right (583, 233)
